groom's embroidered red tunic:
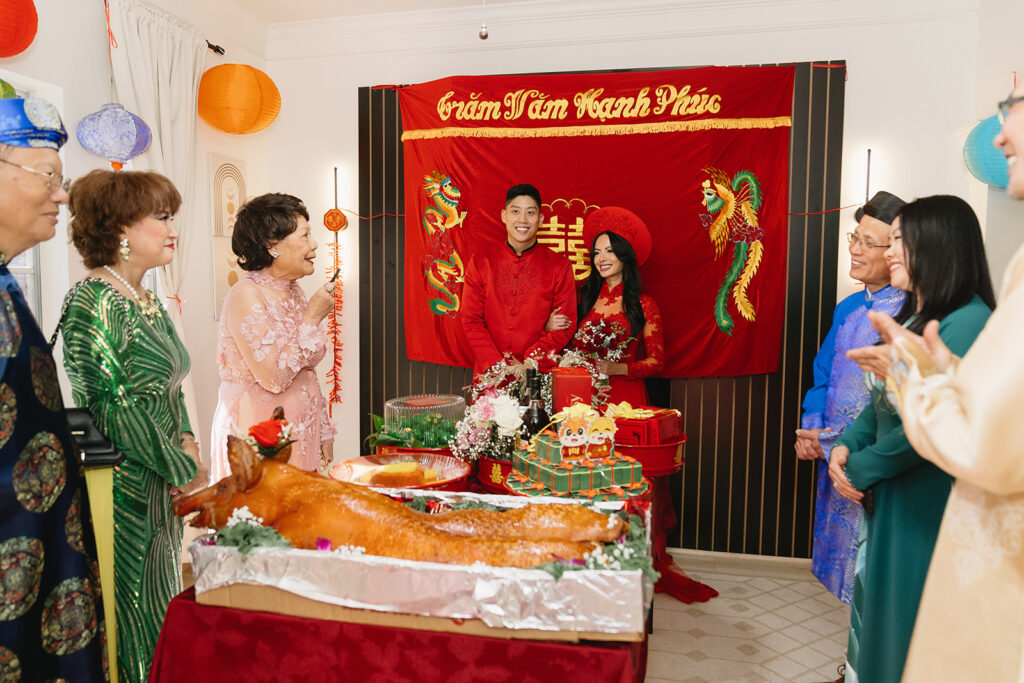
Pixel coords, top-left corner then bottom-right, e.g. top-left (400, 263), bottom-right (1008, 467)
top-left (460, 241), bottom-right (577, 375)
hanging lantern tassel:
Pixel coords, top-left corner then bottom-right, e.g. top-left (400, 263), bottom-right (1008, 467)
top-left (324, 232), bottom-right (344, 416)
top-left (164, 293), bottom-right (185, 317)
top-left (76, 103), bottom-right (152, 170)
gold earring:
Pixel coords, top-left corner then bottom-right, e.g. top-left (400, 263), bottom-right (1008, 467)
top-left (119, 237), bottom-right (131, 260)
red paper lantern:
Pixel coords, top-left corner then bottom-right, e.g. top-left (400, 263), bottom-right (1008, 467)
top-left (324, 209), bottom-right (347, 232)
top-left (197, 64), bottom-right (281, 135)
top-left (0, 0), bottom-right (38, 58)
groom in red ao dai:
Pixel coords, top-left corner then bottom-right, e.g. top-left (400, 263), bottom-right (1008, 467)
top-left (460, 184), bottom-right (577, 375)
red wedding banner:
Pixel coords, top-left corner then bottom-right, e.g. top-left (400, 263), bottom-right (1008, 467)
top-left (398, 66), bottom-right (794, 377)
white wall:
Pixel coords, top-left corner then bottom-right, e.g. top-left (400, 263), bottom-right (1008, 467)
top-left (144, 0), bottom-right (274, 465)
top-left (264, 0), bottom-right (983, 454)
top-left (976, 0), bottom-right (1024, 290)
top-left (1, 1), bottom-right (111, 341)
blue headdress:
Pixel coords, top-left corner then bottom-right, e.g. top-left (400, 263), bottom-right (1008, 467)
top-left (0, 97), bottom-right (68, 150)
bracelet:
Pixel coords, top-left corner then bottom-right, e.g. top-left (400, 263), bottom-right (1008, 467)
top-left (180, 433), bottom-right (199, 448)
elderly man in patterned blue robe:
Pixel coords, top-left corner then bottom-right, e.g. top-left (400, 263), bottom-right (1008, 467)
top-left (0, 98), bottom-right (106, 680)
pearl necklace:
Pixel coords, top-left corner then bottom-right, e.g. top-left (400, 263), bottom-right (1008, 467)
top-left (102, 265), bottom-right (163, 322)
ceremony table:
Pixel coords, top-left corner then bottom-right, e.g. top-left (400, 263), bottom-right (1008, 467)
top-left (149, 588), bottom-right (647, 682)
top-left (476, 446), bottom-right (716, 603)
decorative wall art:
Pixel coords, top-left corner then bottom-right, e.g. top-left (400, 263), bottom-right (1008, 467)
top-left (210, 154), bottom-right (247, 318)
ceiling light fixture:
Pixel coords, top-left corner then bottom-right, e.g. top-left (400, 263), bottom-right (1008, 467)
top-left (479, 0), bottom-right (488, 39)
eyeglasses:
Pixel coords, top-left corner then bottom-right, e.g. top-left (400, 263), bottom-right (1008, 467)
top-left (997, 94), bottom-right (1024, 125)
top-left (0, 157), bottom-right (71, 192)
top-left (846, 232), bottom-right (890, 249)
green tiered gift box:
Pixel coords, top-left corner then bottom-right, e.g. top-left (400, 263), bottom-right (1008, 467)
top-left (505, 441), bottom-right (648, 501)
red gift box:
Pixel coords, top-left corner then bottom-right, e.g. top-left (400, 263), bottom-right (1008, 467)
top-left (614, 408), bottom-right (682, 446)
top-left (552, 367), bottom-right (592, 413)
top-left (614, 420), bottom-right (646, 446)
top-left (646, 409), bottom-right (682, 443)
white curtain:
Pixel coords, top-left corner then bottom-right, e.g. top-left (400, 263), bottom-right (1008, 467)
top-left (107, 0), bottom-right (206, 445)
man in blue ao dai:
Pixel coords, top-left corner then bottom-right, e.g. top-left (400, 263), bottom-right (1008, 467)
top-left (795, 190), bottom-right (906, 604)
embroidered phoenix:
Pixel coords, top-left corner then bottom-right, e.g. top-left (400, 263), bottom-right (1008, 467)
top-left (700, 167), bottom-right (765, 335)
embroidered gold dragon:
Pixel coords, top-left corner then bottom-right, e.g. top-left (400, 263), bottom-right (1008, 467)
top-left (420, 172), bottom-right (467, 316)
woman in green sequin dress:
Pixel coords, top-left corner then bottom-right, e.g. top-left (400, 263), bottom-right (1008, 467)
top-left (62, 170), bottom-right (206, 683)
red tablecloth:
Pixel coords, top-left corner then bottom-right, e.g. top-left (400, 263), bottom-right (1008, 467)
top-left (150, 588), bottom-right (647, 683)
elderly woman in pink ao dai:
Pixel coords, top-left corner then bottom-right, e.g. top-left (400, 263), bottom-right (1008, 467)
top-left (210, 193), bottom-right (336, 480)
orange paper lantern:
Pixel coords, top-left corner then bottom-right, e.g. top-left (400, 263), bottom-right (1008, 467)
top-left (324, 209), bottom-right (348, 232)
top-left (197, 64), bottom-right (281, 134)
top-left (0, 0), bottom-right (38, 58)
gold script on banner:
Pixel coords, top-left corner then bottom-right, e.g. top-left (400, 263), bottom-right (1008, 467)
top-left (403, 117), bottom-right (792, 141)
top-left (437, 92), bottom-right (502, 121)
top-left (434, 83), bottom-right (726, 124)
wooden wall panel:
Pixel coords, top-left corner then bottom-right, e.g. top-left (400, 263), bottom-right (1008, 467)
top-left (358, 61), bottom-right (845, 558)
top-left (358, 87), bottom-right (473, 442)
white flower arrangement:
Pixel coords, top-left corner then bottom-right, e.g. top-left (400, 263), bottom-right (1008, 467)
top-left (449, 389), bottom-right (523, 464)
top-left (468, 356), bottom-right (525, 403)
top-left (582, 541), bottom-right (639, 573)
top-left (227, 506), bottom-right (263, 527)
top-left (215, 506), bottom-right (291, 554)
top-left (490, 394), bottom-right (522, 437)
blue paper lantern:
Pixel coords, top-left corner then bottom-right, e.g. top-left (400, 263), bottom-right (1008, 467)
top-left (76, 103), bottom-right (152, 170)
top-left (963, 115), bottom-right (1009, 190)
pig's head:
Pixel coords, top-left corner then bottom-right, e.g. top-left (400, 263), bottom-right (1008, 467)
top-left (173, 435), bottom-right (265, 528)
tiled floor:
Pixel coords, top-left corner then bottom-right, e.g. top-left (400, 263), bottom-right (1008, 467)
top-left (646, 569), bottom-right (850, 682)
